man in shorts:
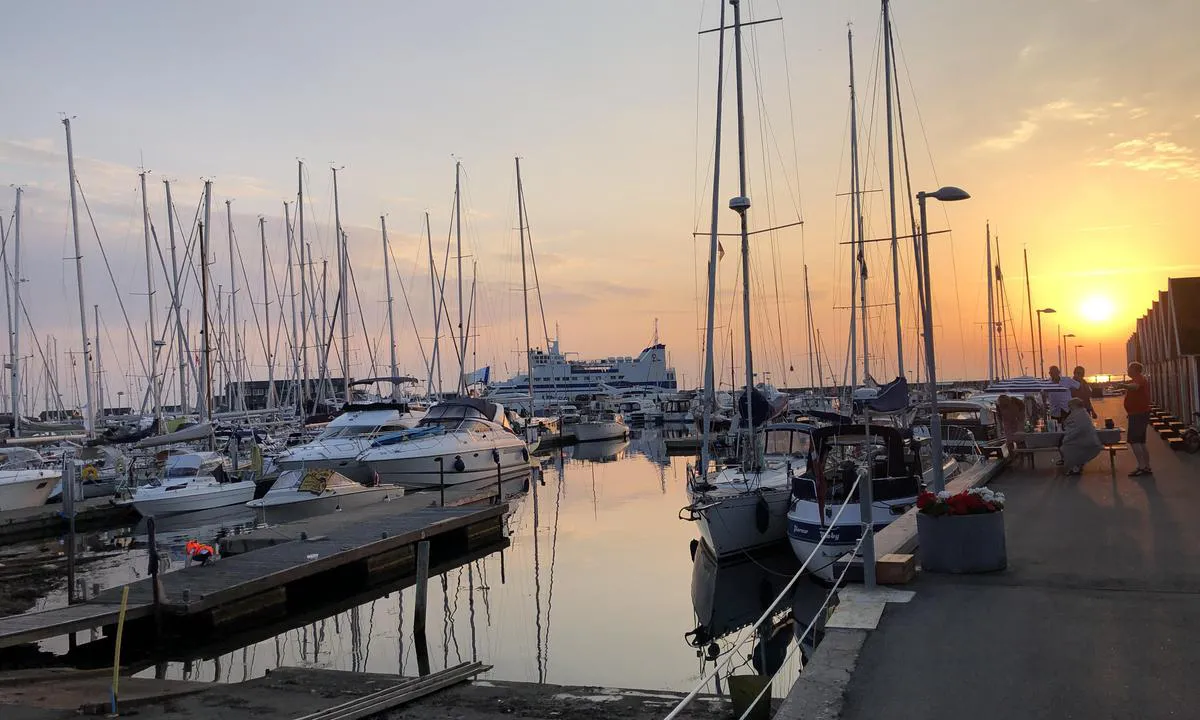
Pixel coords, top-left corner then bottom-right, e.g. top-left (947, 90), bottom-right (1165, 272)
top-left (1123, 362), bottom-right (1152, 476)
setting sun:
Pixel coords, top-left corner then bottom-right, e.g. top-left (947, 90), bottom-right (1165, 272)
top-left (1080, 295), bottom-right (1116, 324)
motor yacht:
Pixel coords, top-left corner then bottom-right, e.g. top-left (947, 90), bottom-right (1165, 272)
top-left (127, 452), bottom-right (257, 517)
top-left (275, 402), bottom-right (424, 484)
top-left (357, 398), bottom-right (530, 490)
top-left (247, 467), bottom-right (401, 513)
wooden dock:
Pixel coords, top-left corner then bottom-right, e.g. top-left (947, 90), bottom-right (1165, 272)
top-left (0, 503), bottom-right (506, 650)
top-left (0, 498), bottom-right (138, 546)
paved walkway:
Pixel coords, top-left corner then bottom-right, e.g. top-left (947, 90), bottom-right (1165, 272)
top-left (842, 398), bottom-right (1200, 720)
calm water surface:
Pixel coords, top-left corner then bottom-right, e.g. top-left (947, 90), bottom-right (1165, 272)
top-left (31, 428), bottom-right (822, 694)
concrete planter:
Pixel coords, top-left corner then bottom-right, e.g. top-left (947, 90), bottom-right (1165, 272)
top-left (917, 511), bottom-right (1007, 574)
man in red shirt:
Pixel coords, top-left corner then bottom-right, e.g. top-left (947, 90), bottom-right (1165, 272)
top-left (1123, 362), bottom-right (1152, 476)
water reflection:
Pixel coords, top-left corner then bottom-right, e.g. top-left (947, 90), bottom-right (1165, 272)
top-left (18, 428), bottom-right (836, 693)
top-left (687, 544), bottom-right (835, 697)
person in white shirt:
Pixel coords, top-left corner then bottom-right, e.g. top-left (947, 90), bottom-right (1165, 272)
top-left (1047, 365), bottom-right (1079, 422)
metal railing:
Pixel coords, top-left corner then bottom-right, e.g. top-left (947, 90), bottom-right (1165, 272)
top-left (664, 470), bottom-right (871, 720)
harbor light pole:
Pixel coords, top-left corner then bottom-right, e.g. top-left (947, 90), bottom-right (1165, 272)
top-left (916, 185), bottom-right (971, 493)
top-left (1035, 308), bottom-right (1055, 376)
top-left (1074, 344), bottom-right (1084, 368)
top-left (1062, 331), bottom-right (1075, 369)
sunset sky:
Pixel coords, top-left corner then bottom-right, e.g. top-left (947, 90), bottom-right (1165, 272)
top-left (2, 0), bottom-right (1197, 410)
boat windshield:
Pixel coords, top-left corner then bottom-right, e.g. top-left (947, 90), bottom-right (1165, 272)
top-left (420, 403), bottom-right (491, 429)
top-left (316, 424), bottom-right (381, 440)
top-left (763, 429), bottom-right (811, 457)
top-left (164, 465), bottom-right (200, 478)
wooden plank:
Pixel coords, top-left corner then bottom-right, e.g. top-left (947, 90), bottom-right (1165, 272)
top-left (0, 602), bottom-right (153, 649)
top-left (91, 504), bottom-right (505, 616)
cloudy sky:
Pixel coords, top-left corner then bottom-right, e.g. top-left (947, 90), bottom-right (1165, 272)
top-left (2, 0), bottom-right (1197, 410)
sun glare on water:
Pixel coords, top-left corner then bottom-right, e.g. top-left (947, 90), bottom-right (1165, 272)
top-left (1080, 295), bottom-right (1116, 324)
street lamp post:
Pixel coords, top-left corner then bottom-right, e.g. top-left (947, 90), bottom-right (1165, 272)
top-left (916, 185), bottom-right (971, 493)
top-left (1061, 330), bottom-right (1075, 370)
top-left (1074, 344), bottom-right (1084, 368)
top-left (1035, 308), bottom-right (1056, 376)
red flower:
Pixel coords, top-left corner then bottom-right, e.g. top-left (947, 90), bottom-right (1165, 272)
top-left (917, 491), bottom-right (936, 510)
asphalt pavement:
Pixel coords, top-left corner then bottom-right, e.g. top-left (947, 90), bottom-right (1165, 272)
top-left (841, 398), bottom-right (1200, 720)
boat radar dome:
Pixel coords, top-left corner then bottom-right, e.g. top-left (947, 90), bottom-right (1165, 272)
top-left (729, 195), bottom-right (751, 212)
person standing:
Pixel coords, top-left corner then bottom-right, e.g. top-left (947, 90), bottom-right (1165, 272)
top-left (1047, 365), bottom-right (1080, 425)
top-left (1123, 362), bottom-right (1153, 476)
top-left (1072, 366), bottom-right (1097, 419)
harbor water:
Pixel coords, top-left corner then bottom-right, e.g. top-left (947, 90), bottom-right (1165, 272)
top-left (19, 427), bottom-right (823, 695)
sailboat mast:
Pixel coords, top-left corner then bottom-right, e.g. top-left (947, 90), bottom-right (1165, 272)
top-left (699, 0), bottom-right (728, 478)
top-left (883, 0), bottom-right (903, 379)
top-left (516, 158), bottom-right (537, 421)
top-left (379, 216), bottom-right (398, 393)
top-left (425, 211), bottom-right (441, 399)
top-left (9, 187), bottom-right (21, 437)
top-left (986, 223), bottom-right (995, 381)
top-left (139, 171), bottom-right (161, 424)
top-left (804, 264), bottom-right (815, 389)
top-left (454, 161), bottom-right (466, 394)
top-left (729, 0), bottom-right (757, 468)
top-left (164, 180), bottom-right (189, 415)
top-left (225, 200), bottom-right (243, 412)
top-left (94, 305), bottom-right (103, 418)
top-left (1023, 247), bottom-right (1036, 376)
top-left (259, 216), bottom-right (275, 408)
top-left (332, 167), bottom-right (350, 403)
top-left (284, 201), bottom-right (299, 411)
top-left (200, 181), bottom-right (213, 422)
top-left (849, 28), bottom-right (870, 383)
top-left (62, 118), bottom-right (96, 438)
top-left (297, 161), bottom-right (310, 409)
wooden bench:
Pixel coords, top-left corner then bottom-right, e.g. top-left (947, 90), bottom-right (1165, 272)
top-left (1102, 442), bottom-right (1128, 471)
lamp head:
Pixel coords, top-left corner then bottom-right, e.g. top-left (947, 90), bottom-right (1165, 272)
top-left (930, 186), bottom-right (971, 202)
top-left (1037, 307), bottom-right (1057, 314)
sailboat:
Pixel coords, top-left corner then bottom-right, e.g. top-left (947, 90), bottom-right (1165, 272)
top-left (681, 0), bottom-right (806, 558)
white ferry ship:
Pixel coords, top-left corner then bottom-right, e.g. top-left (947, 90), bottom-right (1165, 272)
top-left (490, 339), bottom-right (677, 400)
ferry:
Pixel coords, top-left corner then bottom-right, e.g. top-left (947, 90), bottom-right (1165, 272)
top-left (489, 339), bottom-right (677, 401)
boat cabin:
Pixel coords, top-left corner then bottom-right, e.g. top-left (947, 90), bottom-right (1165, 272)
top-left (791, 424), bottom-right (922, 506)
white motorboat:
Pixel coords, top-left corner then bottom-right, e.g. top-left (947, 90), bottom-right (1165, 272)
top-left (786, 423), bottom-right (967, 582)
top-left (684, 423), bottom-right (812, 558)
top-left (128, 452), bottom-right (256, 517)
top-left (247, 468), bottom-right (401, 512)
top-left (0, 468), bottom-right (61, 511)
top-left (276, 402), bottom-right (424, 484)
top-left (357, 398), bottom-right (530, 490)
top-left (565, 411), bottom-right (629, 443)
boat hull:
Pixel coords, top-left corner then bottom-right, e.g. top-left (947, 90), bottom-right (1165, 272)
top-left (568, 421), bottom-right (629, 443)
top-left (247, 485), bottom-right (400, 513)
top-left (131, 481), bottom-right (258, 517)
top-left (0, 470), bottom-right (61, 511)
top-left (693, 486), bottom-right (792, 558)
top-left (786, 498), bottom-right (914, 582)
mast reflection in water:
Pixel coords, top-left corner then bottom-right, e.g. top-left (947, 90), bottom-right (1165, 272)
top-left (43, 427), bottom-right (821, 692)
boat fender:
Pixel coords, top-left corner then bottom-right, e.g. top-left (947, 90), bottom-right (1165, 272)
top-left (492, 449), bottom-right (501, 464)
top-left (453, 455), bottom-right (466, 472)
top-left (521, 448), bottom-right (529, 461)
top-left (755, 495), bottom-right (770, 534)
top-left (689, 538), bottom-right (699, 561)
